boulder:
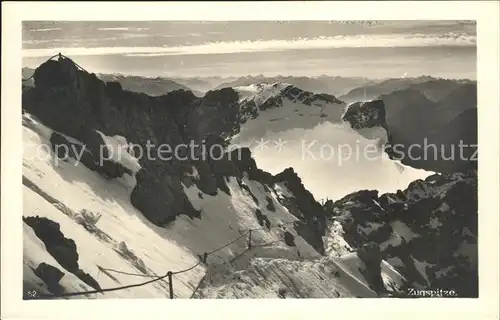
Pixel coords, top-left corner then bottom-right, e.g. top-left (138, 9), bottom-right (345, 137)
top-left (23, 216), bottom-right (79, 272)
top-left (34, 262), bottom-right (65, 293)
top-left (23, 216), bottom-right (102, 291)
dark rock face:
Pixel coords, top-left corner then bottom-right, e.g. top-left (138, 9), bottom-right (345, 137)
top-left (49, 131), bottom-right (130, 178)
top-left (23, 216), bottom-right (79, 272)
top-left (229, 147), bottom-right (274, 185)
top-left (23, 216), bottom-right (101, 291)
top-left (197, 135), bottom-right (241, 196)
top-left (238, 83), bottom-right (343, 123)
top-left (326, 190), bottom-right (391, 248)
top-left (273, 168), bottom-right (326, 254)
top-left (34, 58), bottom-right (80, 90)
top-left (283, 231), bottom-right (296, 247)
top-left (241, 183), bottom-right (259, 205)
top-left (357, 242), bottom-right (385, 294)
top-left (224, 151), bottom-right (328, 254)
top-left (324, 170), bottom-right (478, 297)
top-left (274, 168), bottom-right (324, 219)
top-left (281, 84), bottom-right (344, 106)
top-left (342, 99), bottom-right (394, 151)
top-left (130, 168), bottom-right (200, 226)
top-left (255, 209), bottom-right (271, 230)
top-left (259, 95), bottom-right (283, 111)
top-left (342, 100), bottom-right (388, 131)
top-left (34, 262), bottom-right (65, 294)
top-left (265, 196), bottom-right (275, 212)
top-left (24, 58), bottom-right (240, 225)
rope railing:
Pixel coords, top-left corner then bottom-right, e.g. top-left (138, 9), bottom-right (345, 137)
top-left (205, 231), bottom-right (250, 255)
top-left (33, 271), bottom-right (171, 299)
top-left (27, 219), bottom-right (300, 300)
top-left (98, 266), bottom-right (159, 278)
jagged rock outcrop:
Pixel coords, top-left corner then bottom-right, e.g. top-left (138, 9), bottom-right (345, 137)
top-left (237, 82), bottom-right (344, 124)
top-left (281, 85), bottom-right (343, 105)
top-left (323, 170), bottom-right (478, 297)
top-left (49, 131), bottom-right (130, 178)
top-left (33, 262), bottom-right (65, 294)
top-left (357, 242), bottom-right (385, 294)
top-left (341, 99), bottom-right (394, 149)
top-left (215, 75), bottom-right (374, 97)
top-left (23, 216), bottom-right (101, 291)
top-left (342, 99), bottom-right (388, 131)
top-left (228, 152), bottom-right (327, 253)
top-left (273, 168), bottom-right (326, 254)
top-left (229, 147), bottom-right (274, 185)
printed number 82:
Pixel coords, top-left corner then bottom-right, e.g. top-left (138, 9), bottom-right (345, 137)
top-left (27, 290), bottom-right (38, 298)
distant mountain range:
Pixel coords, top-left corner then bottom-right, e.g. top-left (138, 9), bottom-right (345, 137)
top-left (215, 75), bottom-right (377, 97)
top-left (339, 76), bottom-right (475, 103)
top-left (96, 74), bottom-right (206, 97)
top-left (170, 76), bottom-right (235, 93)
top-left (380, 83), bottom-right (477, 173)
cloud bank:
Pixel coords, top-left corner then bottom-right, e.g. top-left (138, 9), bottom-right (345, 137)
top-left (23, 33), bottom-right (475, 58)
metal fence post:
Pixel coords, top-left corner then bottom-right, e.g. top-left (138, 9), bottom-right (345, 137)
top-left (167, 271), bottom-right (174, 299)
top-left (248, 230), bottom-right (252, 249)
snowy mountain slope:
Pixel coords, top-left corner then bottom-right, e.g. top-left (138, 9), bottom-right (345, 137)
top-left (191, 182), bottom-right (406, 299)
top-left (232, 82), bottom-right (345, 142)
top-left (193, 254), bottom-right (404, 299)
top-left (322, 170), bottom-right (478, 297)
top-left (171, 174), bottom-right (321, 263)
top-left (321, 98), bottom-right (478, 297)
top-left (23, 221), bottom-right (93, 299)
top-left (215, 75), bottom-right (375, 97)
top-left (23, 117), bottom-right (205, 298)
top-left (22, 112), bottom-right (407, 299)
top-left (24, 113), bottom-right (315, 297)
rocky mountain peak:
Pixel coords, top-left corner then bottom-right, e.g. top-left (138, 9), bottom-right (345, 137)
top-left (33, 56), bottom-right (80, 90)
top-left (236, 82), bottom-right (344, 123)
top-left (342, 100), bottom-right (388, 131)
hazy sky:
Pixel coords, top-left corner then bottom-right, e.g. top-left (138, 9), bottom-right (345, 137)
top-left (22, 21), bottom-right (477, 79)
